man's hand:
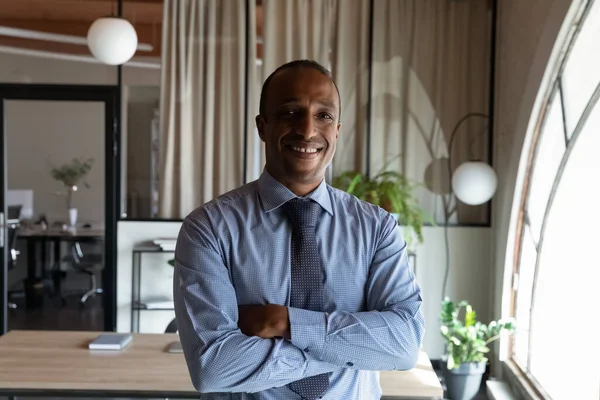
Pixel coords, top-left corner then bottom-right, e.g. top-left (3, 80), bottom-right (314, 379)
top-left (238, 304), bottom-right (290, 339)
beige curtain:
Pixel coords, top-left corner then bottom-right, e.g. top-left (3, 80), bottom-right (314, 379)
top-left (159, 0), bottom-right (248, 219)
top-left (244, 0), bottom-right (260, 183)
top-left (330, 0), bottom-right (370, 177)
top-left (370, 0), bottom-right (492, 224)
top-left (261, 0), bottom-right (335, 70)
top-left (245, 0), bottom-right (337, 182)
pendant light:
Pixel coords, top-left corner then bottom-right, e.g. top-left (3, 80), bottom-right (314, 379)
top-left (87, 0), bottom-right (138, 65)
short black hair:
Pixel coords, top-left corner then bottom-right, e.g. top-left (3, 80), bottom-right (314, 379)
top-left (258, 59), bottom-right (341, 121)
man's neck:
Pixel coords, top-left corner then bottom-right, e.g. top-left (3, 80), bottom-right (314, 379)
top-left (266, 168), bottom-right (323, 197)
top-left (286, 182), bottom-right (321, 197)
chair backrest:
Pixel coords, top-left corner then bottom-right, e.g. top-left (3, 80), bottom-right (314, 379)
top-left (165, 318), bottom-right (178, 333)
top-left (7, 222), bottom-right (20, 269)
top-left (70, 242), bottom-right (84, 263)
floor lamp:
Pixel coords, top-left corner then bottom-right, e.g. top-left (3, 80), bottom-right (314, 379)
top-left (425, 112), bottom-right (498, 300)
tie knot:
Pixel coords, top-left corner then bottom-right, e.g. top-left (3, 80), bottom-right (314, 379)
top-left (282, 198), bottom-right (321, 227)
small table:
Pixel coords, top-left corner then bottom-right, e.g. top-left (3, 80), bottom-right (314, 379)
top-left (0, 330), bottom-right (443, 399)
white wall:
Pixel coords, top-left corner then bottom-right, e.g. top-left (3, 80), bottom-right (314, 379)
top-left (414, 226), bottom-right (491, 359)
top-left (116, 220), bottom-right (182, 333)
top-left (490, 0), bottom-right (576, 372)
top-left (5, 100), bottom-right (105, 224)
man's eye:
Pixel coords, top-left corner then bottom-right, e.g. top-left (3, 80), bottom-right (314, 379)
top-left (318, 113), bottom-right (334, 120)
top-left (279, 110), bottom-right (297, 118)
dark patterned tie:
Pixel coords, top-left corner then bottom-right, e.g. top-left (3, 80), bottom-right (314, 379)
top-left (282, 198), bottom-right (330, 399)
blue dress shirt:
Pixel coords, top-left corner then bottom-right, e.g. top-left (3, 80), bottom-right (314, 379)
top-left (173, 170), bottom-right (425, 399)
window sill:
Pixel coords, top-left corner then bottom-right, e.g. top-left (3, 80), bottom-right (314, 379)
top-left (501, 360), bottom-right (546, 400)
top-left (487, 380), bottom-right (518, 400)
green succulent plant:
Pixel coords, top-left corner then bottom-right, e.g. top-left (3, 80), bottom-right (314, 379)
top-left (440, 298), bottom-right (516, 370)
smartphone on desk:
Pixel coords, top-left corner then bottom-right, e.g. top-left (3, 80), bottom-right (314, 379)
top-left (88, 333), bottom-right (132, 350)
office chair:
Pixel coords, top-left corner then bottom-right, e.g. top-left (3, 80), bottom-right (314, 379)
top-left (61, 241), bottom-right (104, 306)
top-left (7, 221), bottom-right (22, 309)
top-left (165, 318), bottom-right (178, 333)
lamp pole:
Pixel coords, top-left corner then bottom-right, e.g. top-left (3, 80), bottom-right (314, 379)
top-left (441, 112), bottom-right (496, 300)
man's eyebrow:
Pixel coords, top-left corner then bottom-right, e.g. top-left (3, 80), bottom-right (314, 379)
top-left (277, 99), bottom-right (336, 109)
top-left (316, 99), bottom-right (336, 109)
top-left (278, 98), bottom-right (300, 105)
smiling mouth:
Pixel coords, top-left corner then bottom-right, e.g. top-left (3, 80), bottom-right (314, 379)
top-left (285, 144), bottom-right (324, 157)
top-left (291, 146), bottom-right (320, 153)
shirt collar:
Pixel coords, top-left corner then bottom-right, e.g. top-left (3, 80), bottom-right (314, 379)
top-left (257, 169), bottom-right (334, 216)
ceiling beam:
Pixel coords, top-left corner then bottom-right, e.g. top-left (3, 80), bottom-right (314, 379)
top-left (78, 0), bottom-right (163, 2)
top-left (0, 19), bottom-right (161, 57)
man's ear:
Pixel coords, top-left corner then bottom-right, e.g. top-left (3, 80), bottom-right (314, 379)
top-left (336, 122), bottom-right (341, 140)
top-left (256, 115), bottom-right (266, 142)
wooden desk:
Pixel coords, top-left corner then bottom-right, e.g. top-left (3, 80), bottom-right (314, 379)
top-left (0, 330), bottom-right (443, 399)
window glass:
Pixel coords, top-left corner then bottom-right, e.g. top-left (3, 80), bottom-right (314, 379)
top-left (561, 0), bottom-right (600, 136)
top-left (526, 91), bottom-right (566, 238)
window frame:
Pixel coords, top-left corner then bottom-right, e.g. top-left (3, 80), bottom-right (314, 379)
top-left (508, 0), bottom-right (600, 398)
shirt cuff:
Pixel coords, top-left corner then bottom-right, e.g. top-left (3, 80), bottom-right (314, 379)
top-left (287, 307), bottom-right (327, 358)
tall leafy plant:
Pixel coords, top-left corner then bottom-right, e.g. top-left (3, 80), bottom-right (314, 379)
top-left (332, 170), bottom-right (429, 247)
top-left (440, 298), bottom-right (516, 369)
top-left (50, 157), bottom-right (94, 209)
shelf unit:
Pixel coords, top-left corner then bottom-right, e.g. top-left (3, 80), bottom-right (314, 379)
top-left (130, 246), bottom-right (175, 333)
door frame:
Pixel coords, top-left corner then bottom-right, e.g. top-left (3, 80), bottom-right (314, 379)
top-left (0, 84), bottom-right (120, 334)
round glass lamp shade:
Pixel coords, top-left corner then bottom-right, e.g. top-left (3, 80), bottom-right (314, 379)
top-left (451, 161), bottom-right (497, 205)
top-left (87, 17), bottom-right (138, 65)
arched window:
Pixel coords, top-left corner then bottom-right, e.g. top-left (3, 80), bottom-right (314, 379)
top-left (511, 0), bottom-right (600, 398)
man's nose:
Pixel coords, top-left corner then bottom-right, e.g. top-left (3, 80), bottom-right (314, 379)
top-left (295, 114), bottom-right (317, 140)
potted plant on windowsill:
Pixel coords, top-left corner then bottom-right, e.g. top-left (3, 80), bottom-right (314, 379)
top-left (440, 298), bottom-right (516, 400)
top-left (50, 157), bottom-right (94, 227)
top-left (332, 170), bottom-right (430, 249)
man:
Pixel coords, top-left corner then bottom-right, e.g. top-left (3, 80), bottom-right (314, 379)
top-left (173, 60), bottom-right (424, 400)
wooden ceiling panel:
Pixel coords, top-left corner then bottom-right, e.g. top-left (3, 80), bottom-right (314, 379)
top-left (0, 0), bottom-right (162, 24)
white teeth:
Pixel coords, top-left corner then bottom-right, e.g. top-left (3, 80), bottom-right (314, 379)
top-left (292, 146), bottom-right (318, 153)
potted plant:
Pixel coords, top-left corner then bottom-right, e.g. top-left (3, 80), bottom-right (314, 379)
top-left (50, 157), bottom-right (94, 227)
top-left (440, 298), bottom-right (516, 400)
top-left (332, 170), bottom-right (430, 248)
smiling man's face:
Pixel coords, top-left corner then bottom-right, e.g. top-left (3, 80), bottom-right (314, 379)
top-left (256, 67), bottom-right (341, 196)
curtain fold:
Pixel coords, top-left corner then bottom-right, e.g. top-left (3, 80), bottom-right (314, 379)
top-left (261, 0), bottom-right (335, 70)
top-left (159, 0), bottom-right (248, 219)
top-left (244, 0), bottom-right (260, 183)
top-left (330, 0), bottom-right (370, 177)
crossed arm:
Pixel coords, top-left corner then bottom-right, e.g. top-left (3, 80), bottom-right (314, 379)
top-left (173, 214), bottom-right (425, 394)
